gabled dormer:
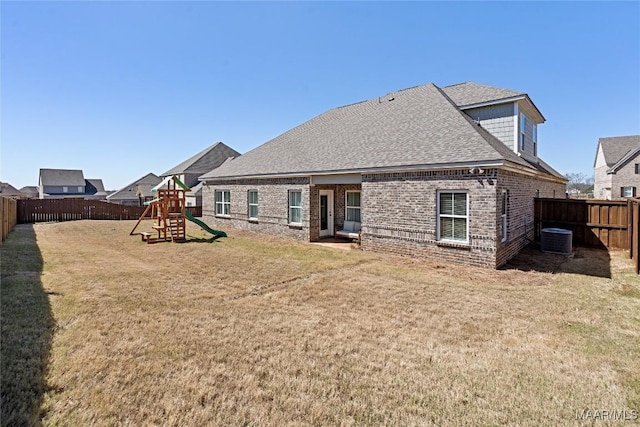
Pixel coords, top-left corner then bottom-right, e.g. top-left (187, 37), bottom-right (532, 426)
top-left (443, 82), bottom-right (545, 162)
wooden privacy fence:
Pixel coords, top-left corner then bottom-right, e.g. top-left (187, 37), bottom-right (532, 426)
top-left (534, 198), bottom-right (628, 249)
top-left (627, 198), bottom-right (640, 274)
top-left (1, 197), bottom-right (18, 243)
top-left (17, 199), bottom-right (202, 223)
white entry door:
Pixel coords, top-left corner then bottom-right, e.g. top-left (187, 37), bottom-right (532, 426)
top-left (319, 190), bottom-right (334, 237)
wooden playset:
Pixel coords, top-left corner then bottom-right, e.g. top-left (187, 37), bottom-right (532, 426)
top-left (129, 175), bottom-right (226, 244)
top-left (129, 176), bottom-right (187, 243)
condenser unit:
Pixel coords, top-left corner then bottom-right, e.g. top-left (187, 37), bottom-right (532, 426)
top-left (541, 228), bottom-right (573, 255)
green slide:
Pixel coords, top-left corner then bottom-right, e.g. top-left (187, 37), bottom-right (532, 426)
top-left (185, 210), bottom-right (227, 238)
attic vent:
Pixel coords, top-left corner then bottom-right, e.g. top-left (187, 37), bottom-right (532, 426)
top-left (540, 228), bottom-right (572, 255)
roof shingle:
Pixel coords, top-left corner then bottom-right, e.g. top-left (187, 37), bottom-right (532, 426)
top-left (201, 83), bottom-right (550, 180)
top-left (598, 135), bottom-right (640, 167)
top-left (39, 169), bottom-right (85, 186)
top-left (161, 142), bottom-right (240, 176)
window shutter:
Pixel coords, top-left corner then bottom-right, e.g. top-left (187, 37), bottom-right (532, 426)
top-left (621, 187), bottom-right (625, 197)
top-left (634, 187), bottom-right (637, 197)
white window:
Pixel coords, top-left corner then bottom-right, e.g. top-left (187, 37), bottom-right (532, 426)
top-left (215, 190), bottom-right (230, 216)
top-left (78, 186), bottom-right (83, 192)
top-left (532, 124), bottom-right (537, 156)
top-left (289, 190), bottom-right (302, 225)
top-left (62, 186), bottom-right (68, 193)
top-left (520, 114), bottom-right (526, 150)
top-left (501, 191), bottom-right (508, 243)
top-left (621, 187), bottom-right (636, 198)
top-left (437, 191), bottom-right (468, 243)
top-left (248, 190), bottom-right (258, 219)
top-left (345, 191), bottom-right (361, 222)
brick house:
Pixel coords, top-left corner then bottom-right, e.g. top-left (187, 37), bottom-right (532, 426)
top-left (593, 135), bottom-right (640, 200)
top-left (200, 82), bottom-right (566, 268)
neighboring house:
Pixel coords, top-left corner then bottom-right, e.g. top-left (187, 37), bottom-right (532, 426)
top-left (84, 179), bottom-right (108, 200)
top-left (0, 182), bottom-right (24, 198)
top-left (160, 142), bottom-right (240, 191)
top-left (106, 173), bottom-right (162, 206)
top-left (38, 168), bottom-right (107, 200)
top-left (185, 182), bottom-right (204, 207)
top-left (20, 186), bottom-right (40, 199)
top-left (200, 82), bottom-right (566, 268)
top-left (593, 135), bottom-right (640, 200)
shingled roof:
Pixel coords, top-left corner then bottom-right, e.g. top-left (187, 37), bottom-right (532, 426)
top-left (0, 182), bottom-right (22, 197)
top-left (201, 82), bottom-right (559, 181)
top-left (39, 168), bottom-right (85, 186)
top-left (442, 82), bottom-right (523, 107)
top-left (106, 173), bottom-right (162, 202)
top-left (597, 135), bottom-right (640, 168)
top-left (161, 142), bottom-right (240, 177)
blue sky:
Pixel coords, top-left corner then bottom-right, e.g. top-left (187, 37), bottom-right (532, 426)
top-left (2, 1), bottom-right (639, 190)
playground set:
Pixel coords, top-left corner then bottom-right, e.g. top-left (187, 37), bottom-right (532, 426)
top-left (129, 175), bottom-right (226, 243)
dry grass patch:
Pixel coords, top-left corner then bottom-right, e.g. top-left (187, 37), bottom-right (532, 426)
top-left (2, 220), bottom-right (639, 426)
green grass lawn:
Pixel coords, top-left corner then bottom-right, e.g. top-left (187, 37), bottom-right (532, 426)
top-left (2, 220), bottom-right (639, 426)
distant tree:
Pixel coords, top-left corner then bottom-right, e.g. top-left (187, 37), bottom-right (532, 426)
top-left (565, 173), bottom-right (594, 195)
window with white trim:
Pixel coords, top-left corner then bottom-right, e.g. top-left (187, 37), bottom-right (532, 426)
top-left (62, 186), bottom-right (68, 193)
top-left (248, 190), bottom-right (258, 219)
top-left (520, 113), bottom-right (526, 150)
top-left (621, 186), bottom-right (636, 198)
top-left (501, 190), bottom-right (508, 243)
top-left (532, 124), bottom-right (537, 156)
top-left (215, 190), bottom-right (231, 216)
top-left (345, 191), bottom-right (361, 222)
top-left (289, 190), bottom-right (302, 225)
top-left (437, 191), bottom-right (468, 243)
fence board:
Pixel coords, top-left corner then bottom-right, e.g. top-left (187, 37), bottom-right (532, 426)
top-left (17, 199), bottom-right (203, 224)
top-left (1, 197), bottom-right (18, 243)
top-left (629, 199), bottom-right (640, 274)
top-left (534, 198), bottom-right (629, 250)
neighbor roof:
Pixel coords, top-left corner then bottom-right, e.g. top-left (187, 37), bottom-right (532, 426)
top-left (20, 186), bottom-right (39, 198)
top-left (39, 168), bottom-right (85, 186)
top-left (86, 179), bottom-right (107, 194)
top-left (106, 173), bottom-right (162, 201)
top-left (161, 142), bottom-right (240, 177)
top-left (597, 135), bottom-right (640, 168)
top-left (0, 182), bottom-right (22, 196)
top-left (201, 83), bottom-right (559, 181)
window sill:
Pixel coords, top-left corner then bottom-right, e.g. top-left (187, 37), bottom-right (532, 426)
top-left (248, 219), bottom-right (259, 224)
top-left (437, 240), bottom-right (471, 250)
top-left (289, 223), bottom-right (303, 230)
top-left (215, 215), bottom-right (231, 219)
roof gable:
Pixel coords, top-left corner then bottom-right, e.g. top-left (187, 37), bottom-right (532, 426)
top-left (598, 135), bottom-right (640, 167)
top-left (161, 142), bottom-right (241, 176)
top-left (106, 173), bottom-right (162, 200)
top-left (202, 83), bottom-right (540, 180)
top-left (39, 168), bottom-right (86, 186)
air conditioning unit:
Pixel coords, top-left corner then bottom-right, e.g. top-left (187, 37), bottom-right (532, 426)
top-left (541, 228), bottom-right (573, 255)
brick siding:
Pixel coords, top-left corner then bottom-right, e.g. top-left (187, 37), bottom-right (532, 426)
top-left (201, 168), bottom-right (565, 268)
top-left (202, 177), bottom-right (311, 241)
